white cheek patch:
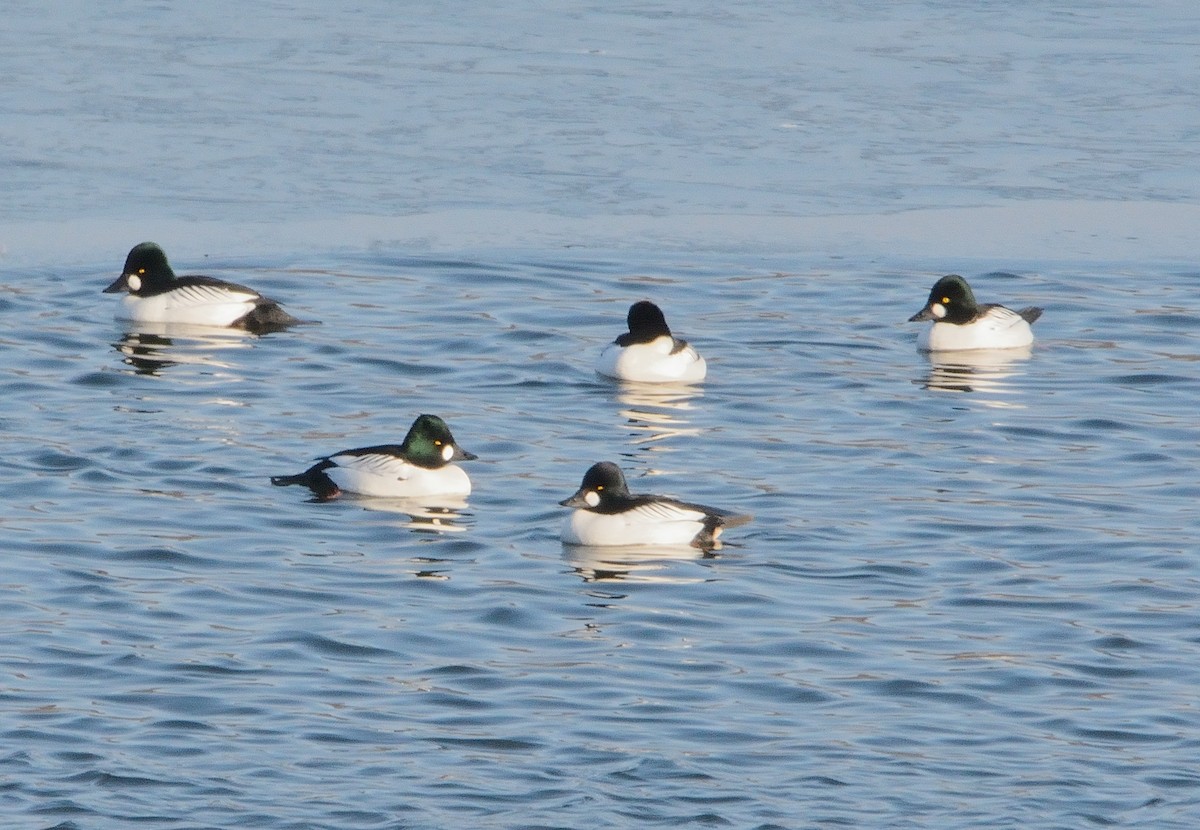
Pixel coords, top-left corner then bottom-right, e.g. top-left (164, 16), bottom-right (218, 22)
top-left (441, 444), bottom-right (455, 462)
top-left (126, 274), bottom-right (142, 292)
top-left (931, 302), bottom-right (946, 319)
top-left (583, 491), bottom-right (601, 508)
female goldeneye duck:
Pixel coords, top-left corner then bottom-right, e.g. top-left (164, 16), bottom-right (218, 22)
top-left (271, 414), bottom-right (477, 501)
top-left (103, 241), bottom-right (304, 333)
top-left (559, 461), bottom-right (751, 549)
top-left (908, 274), bottom-right (1043, 351)
top-left (596, 300), bottom-right (707, 383)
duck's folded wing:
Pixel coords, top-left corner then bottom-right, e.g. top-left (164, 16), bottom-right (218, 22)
top-left (625, 499), bottom-right (709, 523)
top-left (666, 498), bottom-right (752, 528)
top-left (329, 451), bottom-right (416, 480)
top-left (167, 280), bottom-right (260, 307)
top-left (982, 304), bottom-right (1033, 331)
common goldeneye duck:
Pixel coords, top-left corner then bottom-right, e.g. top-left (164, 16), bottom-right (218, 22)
top-left (559, 461), bottom-right (751, 548)
top-left (596, 301), bottom-right (707, 383)
top-left (103, 241), bottom-right (304, 333)
top-left (271, 414), bottom-right (477, 501)
top-left (908, 274), bottom-right (1043, 351)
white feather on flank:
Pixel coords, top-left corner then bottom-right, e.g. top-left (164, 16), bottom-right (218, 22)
top-left (562, 499), bottom-right (711, 547)
top-left (918, 306), bottom-right (1035, 351)
top-left (597, 336), bottom-right (707, 383)
top-left (117, 284), bottom-right (260, 326)
top-left (623, 501), bottom-right (708, 523)
top-left (327, 452), bottom-right (418, 477)
top-left (171, 283), bottom-right (259, 303)
top-left (325, 453), bottom-right (472, 498)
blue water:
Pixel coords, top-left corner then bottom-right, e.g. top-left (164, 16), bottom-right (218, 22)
top-left (3, 2), bottom-right (1200, 829)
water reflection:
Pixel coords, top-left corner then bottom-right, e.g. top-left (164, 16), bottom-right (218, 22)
top-left (352, 495), bottom-right (472, 535)
top-left (112, 324), bottom-right (255, 375)
top-left (915, 346), bottom-right (1033, 403)
top-left (612, 382), bottom-right (704, 449)
top-left (564, 542), bottom-right (714, 583)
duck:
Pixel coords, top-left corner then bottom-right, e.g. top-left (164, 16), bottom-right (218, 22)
top-left (908, 274), bottom-right (1042, 351)
top-left (596, 301), bottom-right (707, 383)
top-left (103, 242), bottom-right (303, 333)
top-left (559, 461), bottom-right (750, 548)
top-left (271, 414), bottom-right (477, 501)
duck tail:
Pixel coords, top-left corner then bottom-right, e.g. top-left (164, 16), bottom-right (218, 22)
top-left (718, 512), bottom-right (754, 529)
top-left (694, 510), bottom-right (753, 549)
top-left (270, 473), bottom-right (308, 487)
top-left (1017, 306), bottom-right (1043, 324)
top-left (270, 468), bottom-right (341, 501)
top-left (239, 302), bottom-right (316, 334)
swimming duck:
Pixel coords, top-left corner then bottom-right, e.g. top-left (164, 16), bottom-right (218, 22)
top-left (596, 301), bottom-right (707, 383)
top-left (271, 414), bottom-right (476, 501)
top-left (104, 242), bottom-right (302, 333)
top-left (559, 461), bottom-right (750, 548)
top-left (909, 274), bottom-right (1042, 351)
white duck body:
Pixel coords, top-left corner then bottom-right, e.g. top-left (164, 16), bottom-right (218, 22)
top-left (562, 498), bottom-right (715, 547)
top-left (917, 305), bottom-right (1036, 351)
top-left (323, 450), bottom-right (472, 498)
top-left (597, 335), bottom-right (707, 383)
top-left (114, 282), bottom-right (264, 327)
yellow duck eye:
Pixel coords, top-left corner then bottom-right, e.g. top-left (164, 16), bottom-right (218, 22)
top-left (941, 296), bottom-right (950, 304)
top-left (139, 268), bottom-right (146, 275)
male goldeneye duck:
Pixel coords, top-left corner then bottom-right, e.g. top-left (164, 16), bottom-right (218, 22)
top-left (559, 461), bottom-right (751, 548)
top-left (271, 414), bottom-right (477, 501)
top-left (596, 300), bottom-right (707, 383)
top-left (103, 241), bottom-right (303, 333)
top-left (908, 274), bottom-right (1043, 351)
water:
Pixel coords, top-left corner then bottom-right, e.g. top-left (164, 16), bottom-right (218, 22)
top-left (3, 2), bottom-right (1200, 829)
top-left (4, 0), bottom-right (1200, 262)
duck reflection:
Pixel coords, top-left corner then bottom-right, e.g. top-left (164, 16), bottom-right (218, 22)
top-left (113, 323), bottom-right (254, 375)
top-left (613, 381), bottom-right (703, 448)
top-left (565, 542), bottom-right (714, 584)
top-left (353, 494), bottom-right (472, 535)
top-left (915, 346), bottom-right (1033, 401)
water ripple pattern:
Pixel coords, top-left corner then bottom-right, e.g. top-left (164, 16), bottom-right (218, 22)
top-left (1, 254), bottom-right (1198, 828)
top-left (3, 0), bottom-right (1200, 827)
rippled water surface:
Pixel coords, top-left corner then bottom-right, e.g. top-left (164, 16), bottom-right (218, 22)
top-left (3, 2), bottom-right (1200, 828)
top-left (4, 254), bottom-right (1200, 828)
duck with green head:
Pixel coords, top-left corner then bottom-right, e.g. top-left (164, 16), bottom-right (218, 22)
top-left (271, 414), bottom-right (478, 501)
